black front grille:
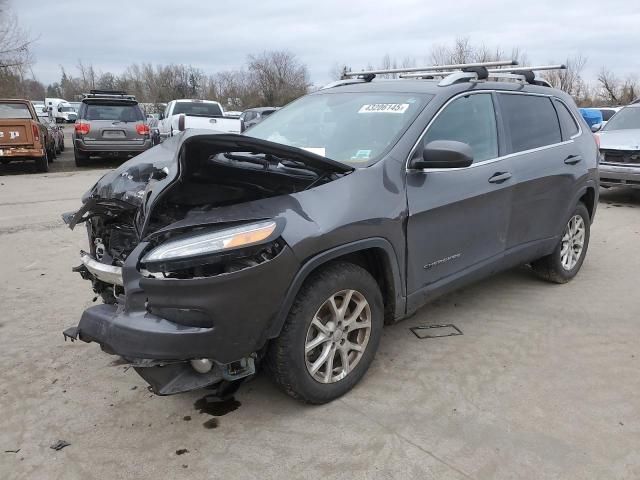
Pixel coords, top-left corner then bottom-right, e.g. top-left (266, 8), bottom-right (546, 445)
top-left (601, 149), bottom-right (640, 165)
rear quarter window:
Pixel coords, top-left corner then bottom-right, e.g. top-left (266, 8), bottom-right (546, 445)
top-left (553, 99), bottom-right (580, 139)
top-left (498, 94), bottom-right (562, 153)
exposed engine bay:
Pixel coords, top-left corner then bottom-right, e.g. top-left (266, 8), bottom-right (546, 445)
top-left (66, 133), bottom-right (349, 302)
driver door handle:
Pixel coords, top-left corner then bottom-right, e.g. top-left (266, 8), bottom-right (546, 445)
top-left (564, 154), bottom-right (583, 165)
top-left (488, 171), bottom-right (512, 184)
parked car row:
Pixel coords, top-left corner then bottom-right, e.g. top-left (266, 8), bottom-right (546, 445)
top-left (69, 91), bottom-right (281, 167)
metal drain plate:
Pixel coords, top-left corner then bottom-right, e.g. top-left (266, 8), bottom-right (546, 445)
top-left (410, 324), bottom-right (463, 339)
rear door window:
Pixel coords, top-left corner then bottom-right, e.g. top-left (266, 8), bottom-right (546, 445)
top-left (422, 93), bottom-right (498, 163)
top-left (499, 94), bottom-right (561, 153)
top-left (553, 99), bottom-right (580, 139)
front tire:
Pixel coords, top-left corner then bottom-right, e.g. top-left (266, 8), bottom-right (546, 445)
top-left (266, 262), bottom-right (384, 404)
top-left (531, 202), bottom-right (590, 283)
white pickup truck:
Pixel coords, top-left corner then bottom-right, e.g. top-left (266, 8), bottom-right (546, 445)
top-left (158, 99), bottom-right (242, 139)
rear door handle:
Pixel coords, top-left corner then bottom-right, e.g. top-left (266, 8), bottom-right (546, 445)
top-left (488, 172), bottom-right (512, 184)
top-left (564, 155), bottom-right (583, 165)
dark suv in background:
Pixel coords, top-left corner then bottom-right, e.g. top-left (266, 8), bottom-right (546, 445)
top-left (73, 90), bottom-right (152, 166)
top-left (63, 62), bottom-right (598, 404)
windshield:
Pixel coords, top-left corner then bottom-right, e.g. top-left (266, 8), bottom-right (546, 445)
top-left (84, 104), bottom-right (144, 122)
top-left (603, 107), bottom-right (640, 131)
top-left (173, 102), bottom-right (222, 117)
top-left (246, 92), bottom-right (432, 166)
top-left (0, 103), bottom-right (33, 119)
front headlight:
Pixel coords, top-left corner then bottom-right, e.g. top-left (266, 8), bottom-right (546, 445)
top-left (142, 221), bottom-right (277, 263)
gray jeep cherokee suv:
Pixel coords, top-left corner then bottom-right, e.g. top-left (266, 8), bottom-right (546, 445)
top-left (63, 63), bottom-right (598, 404)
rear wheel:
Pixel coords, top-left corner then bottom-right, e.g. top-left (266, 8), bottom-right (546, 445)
top-left (531, 202), bottom-right (590, 283)
top-left (35, 151), bottom-right (49, 172)
top-left (74, 148), bottom-right (89, 167)
top-left (266, 262), bottom-right (384, 404)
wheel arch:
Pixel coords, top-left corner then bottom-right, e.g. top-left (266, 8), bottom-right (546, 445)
top-left (579, 185), bottom-right (596, 221)
top-left (266, 238), bottom-right (405, 339)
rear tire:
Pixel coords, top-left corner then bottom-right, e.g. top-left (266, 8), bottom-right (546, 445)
top-left (74, 149), bottom-right (89, 167)
top-left (266, 262), bottom-right (384, 404)
top-left (35, 151), bottom-right (49, 172)
top-left (531, 202), bottom-right (590, 284)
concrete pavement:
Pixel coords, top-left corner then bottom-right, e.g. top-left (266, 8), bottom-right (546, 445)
top-left (1, 153), bottom-right (639, 479)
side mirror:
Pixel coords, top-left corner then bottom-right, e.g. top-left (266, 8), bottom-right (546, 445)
top-left (591, 123), bottom-right (602, 133)
top-left (409, 140), bottom-right (474, 170)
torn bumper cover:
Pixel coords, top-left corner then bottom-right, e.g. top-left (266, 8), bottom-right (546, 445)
top-left (63, 242), bottom-right (298, 395)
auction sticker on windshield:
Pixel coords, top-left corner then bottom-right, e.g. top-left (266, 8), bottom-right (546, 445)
top-left (358, 103), bottom-right (409, 114)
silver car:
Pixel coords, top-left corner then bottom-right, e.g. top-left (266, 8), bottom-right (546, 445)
top-left (597, 103), bottom-right (640, 189)
top-left (72, 90), bottom-right (152, 167)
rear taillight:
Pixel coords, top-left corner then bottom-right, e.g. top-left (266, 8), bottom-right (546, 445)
top-left (75, 121), bottom-right (90, 135)
top-left (31, 124), bottom-right (39, 141)
top-left (136, 123), bottom-right (150, 135)
top-left (594, 133), bottom-right (600, 149)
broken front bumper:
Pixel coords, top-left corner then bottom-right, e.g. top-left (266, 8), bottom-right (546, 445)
top-left (64, 242), bottom-right (298, 394)
top-left (599, 163), bottom-right (640, 188)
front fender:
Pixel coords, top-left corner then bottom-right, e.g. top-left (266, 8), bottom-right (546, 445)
top-left (265, 237), bottom-right (405, 339)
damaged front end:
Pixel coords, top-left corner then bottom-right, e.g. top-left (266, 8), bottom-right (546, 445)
top-left (63, 132), bottom-right (351, 395)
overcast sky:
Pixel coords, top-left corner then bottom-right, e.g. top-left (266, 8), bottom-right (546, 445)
top-left (13, 0), bottom-right (640, 87)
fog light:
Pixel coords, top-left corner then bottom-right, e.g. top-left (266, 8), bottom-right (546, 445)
top-left (190, 358), bottom-right (212, 373)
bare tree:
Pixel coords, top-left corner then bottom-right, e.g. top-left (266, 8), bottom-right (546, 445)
top-left (542, 55), bottom-right (588, 99)
top-left (0, 0), bottom-right (32, 69)
top-left (428, 37), bottom-right (527, 66)
top-left (596, 68), bottom-right (638, 105)
top-left (248, 50), bottom-right (310, 106)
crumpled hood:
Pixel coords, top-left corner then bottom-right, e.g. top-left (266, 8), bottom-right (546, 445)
top-left (74, 131), bottom-right (352, 236)
top-left (598, 129), bottom-right (640, 151)
top-left (85, 131), bottom-right (352, 207)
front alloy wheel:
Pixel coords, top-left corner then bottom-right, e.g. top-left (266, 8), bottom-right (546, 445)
top-left (266, 262), bottom-right (383, 404)
top-left (305, 289), bottom-right (372, 384)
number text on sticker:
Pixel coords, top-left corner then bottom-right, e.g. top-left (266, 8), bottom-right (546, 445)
top-left (358, 104), bottom-right (409, 114)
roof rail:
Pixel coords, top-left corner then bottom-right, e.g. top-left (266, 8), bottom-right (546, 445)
top-left (83, 89), bottom-right (136, 100)
top-left (341, 60), bottom-right (517, 79)
top-left (400, 64), bottom-right (566, 87)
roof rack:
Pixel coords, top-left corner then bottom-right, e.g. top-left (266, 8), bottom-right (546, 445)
top-left (399, 64), bottom-right (566, 87)
top-left (83, 89), bottom-right (136, 100)
top-left (340, 60), bottom-right (518, 79)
